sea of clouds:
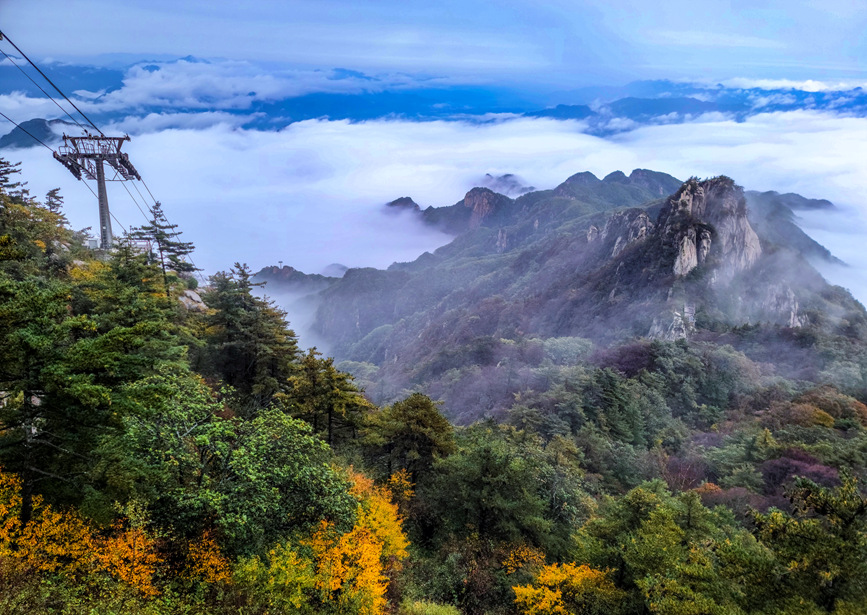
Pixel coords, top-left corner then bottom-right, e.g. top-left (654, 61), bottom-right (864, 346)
top-left (6, 109), bottom-right (867, 307)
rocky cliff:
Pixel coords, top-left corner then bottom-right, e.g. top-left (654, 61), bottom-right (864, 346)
top-left (264, 169), bottom-right (861, 417)
top-left (463, 187), bottom-right (514, 229)
top-left (658, 176), bottom-right (762, 280)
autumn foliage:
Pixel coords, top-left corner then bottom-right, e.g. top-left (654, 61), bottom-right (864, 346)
top-left (234, 469), bottom-right (409, 615)
top-left (513, 563), bottom-right (625, 615)
top-left (0, 466), bottom-right (236, 597)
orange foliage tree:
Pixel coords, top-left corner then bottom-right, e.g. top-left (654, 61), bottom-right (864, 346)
top-left (513, 562), bottom-right (625, 615)
top-left (235, 468), bottom-right (409, 615)
top-left (0, 467), bottom-right (165, 595)
top-left (185, 528), bottom-right (232, 584)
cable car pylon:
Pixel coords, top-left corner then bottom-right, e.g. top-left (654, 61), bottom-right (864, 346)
top-left (54, 133), bottom-right (141, 249)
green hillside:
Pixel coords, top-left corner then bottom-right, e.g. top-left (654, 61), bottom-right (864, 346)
top-left (2, 158), bottom-right (867, 615)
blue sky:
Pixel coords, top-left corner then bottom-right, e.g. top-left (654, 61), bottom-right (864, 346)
top-left (5, 0), bottom-right (867, 84)
top-left (3, 0), bottom-right (867, 317)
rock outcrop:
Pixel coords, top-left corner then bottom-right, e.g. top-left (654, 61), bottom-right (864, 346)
top-left (554, 171), bottom-right (601, 196)
top-left (658, 177), bottom-right (761, 280)
top-left (648, 303), bottom-right (696, 340)
top-left (463, 187), bottom-right (513, 229)
top-left (599, 209), bottom-right (654, 257)
top-left (481, 173), bottom-right (535, 196)
top-left (627, 169), bottom-right (683, 196)
top-left (178, 289), bottom-right (207, 313)
top-left (757, 283), bottom-right (808, 328)
top-left (385, 196), bottom-right (421, 213)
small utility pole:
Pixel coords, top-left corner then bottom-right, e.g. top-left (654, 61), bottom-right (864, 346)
top-left (54, 133), bottom-right (141, 249)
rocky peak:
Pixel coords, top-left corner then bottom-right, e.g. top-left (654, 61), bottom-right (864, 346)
top-left (658, 176), bottom-right (761, 279)
top-left (599, 209), bottom-right (654, 257)
top-left (481, 173), bottom-right (535, 196)
top-left (603, 170), bottom-right (629, 183)
top-left (463, 187), bottom-right (513, 229)
top-left (553, 171), bottom-right (600, 198)
top-left (627, 169), bottom-right (682, 196)
top-left (563, 171), bottom-right (601, 186)
top-left (386, 196), bottom-right (421, 212)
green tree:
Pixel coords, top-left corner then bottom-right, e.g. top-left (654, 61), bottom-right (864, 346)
top-left (0, 225), bottom-right (185, 522)
top-left (422, 425), bottom-right (551, 549)
top-left (130, 201), bottom-right (198, 296)
top-left (363, 392), bottom-right (455, 482)
top-left (100, 366), bottom-right (356, 557)
top-left (574, 482), bottom-right (774, 614)
top-left (199, 263), bottom-right (299, 415)
top-left (752, 475), bottom-right (867, 612)
top-left (44, 188), bottom-right (64, 214)
top-left (0, 158), bottom-right (27, 199)
top-left (284, 348), bottom-right (375, 447)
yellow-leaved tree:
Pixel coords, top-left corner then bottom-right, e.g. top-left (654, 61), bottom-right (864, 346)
top-left (0, 467), bottom-right (164, 595)
top-left (513, 562), bottom-right (625, 615)
top-left (235, 468), bottom-right (409, 615)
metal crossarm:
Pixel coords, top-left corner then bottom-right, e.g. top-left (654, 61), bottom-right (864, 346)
top-left (53, 134), bottom-right (142, 249)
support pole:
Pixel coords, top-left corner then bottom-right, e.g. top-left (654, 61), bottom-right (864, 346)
top-left (95, 159), bottom-right (113, 249)
top-left (54, 134), bottom-right (139, 250)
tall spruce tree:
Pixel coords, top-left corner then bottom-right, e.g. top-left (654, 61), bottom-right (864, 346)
top-left (0, 184), bottom-right (185, 522)
top-left (0, 158), bottom-right (26, 199)
top-left (131, 201), bottom-right (197, 296)
top-left (199, 263), bottom-right (300, 415)
top-left (44, 188), bottom-right (64, 214)
top-left (284, 348), bottom-right (375, 447)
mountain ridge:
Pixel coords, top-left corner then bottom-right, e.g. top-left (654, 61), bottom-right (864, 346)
top-left (258, 169), bottom-right (864, 421)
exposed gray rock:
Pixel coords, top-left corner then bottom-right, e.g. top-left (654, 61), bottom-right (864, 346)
top-left (481, 173), bottom-right (535, 196)
top-left (759, 283), bottom-right (808, 328)
top-left (385, 196), bottom-right (421, 212)
top-left (649, 309), bottom-right (691, 340)
top-left (660, 177), bottom-right (761, 280)
top-left (462, 187), bottom-right (513, 229)
top-left (179, 289), bottom-right (208, 312)
top-left (496, 228), bottom-right (509, 253)
top-left (601, 209), bottom-right (653, 257)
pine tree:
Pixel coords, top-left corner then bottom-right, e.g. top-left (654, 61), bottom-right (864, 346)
top-left (0, 158), bottom-right (29, 201)
top-left (44, 188), bottom-right (63, 214)
top-left (199, 263), bottom-right (300, 415)
top-left (131, 201), bottom-right (197, 296)
top-left (285, 348), bottom-right (375, 447)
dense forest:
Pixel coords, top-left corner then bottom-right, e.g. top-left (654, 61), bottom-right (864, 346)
top-left (1, 157), bottom-right (866, 615)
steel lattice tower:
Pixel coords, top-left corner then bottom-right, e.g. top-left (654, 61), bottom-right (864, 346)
top-left (54, 134), bottom-right (141, 249)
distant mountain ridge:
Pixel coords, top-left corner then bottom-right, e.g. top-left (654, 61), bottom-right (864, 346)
top-left (4, 67), bottom-right (867, 142)
top-left (0, 118), bottom-right (76, 149)
top-left (259, 169), bottom-right (860, 421)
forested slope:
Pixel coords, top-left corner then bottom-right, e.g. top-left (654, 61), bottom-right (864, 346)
top-left (2, 158), bottom-right (867, 615)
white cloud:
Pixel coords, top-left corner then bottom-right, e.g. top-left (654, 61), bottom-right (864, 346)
top-left (0, 92), bottom-right (70, 124)
top-left (0, 60), bottom-right (453, 123)
top-left (82, 60), bottom-right (437, 112)
top-left (105, 112), bottom-right (260, 133)
top-left (7, 111), bottom-right (867, 310)
top-left (722, 78), bottom-right (867, 92)
top-left (749, 92), bottom-right (799, 109)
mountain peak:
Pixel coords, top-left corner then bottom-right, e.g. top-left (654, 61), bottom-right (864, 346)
top-left (463, 187), bottom-right (513, 229)
top-left (603, 170), bottom-right (629, 183)
top-left (627, 169), bottom-right (683, 196)
top-left (659, 176), bottom-right (761, 279)
top-left (562, 171), bottom-right (601, 186)
top-left (386, 196), bottom-right (421, 212)
top-left (481, 173), bottom-right (535, 196)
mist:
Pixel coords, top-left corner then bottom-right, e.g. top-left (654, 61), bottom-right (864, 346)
top-left (5, 110), bottom-right (867, 310)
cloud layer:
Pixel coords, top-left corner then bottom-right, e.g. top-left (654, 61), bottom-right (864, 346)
top-left (8, 111), bottom-right (867, 308)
